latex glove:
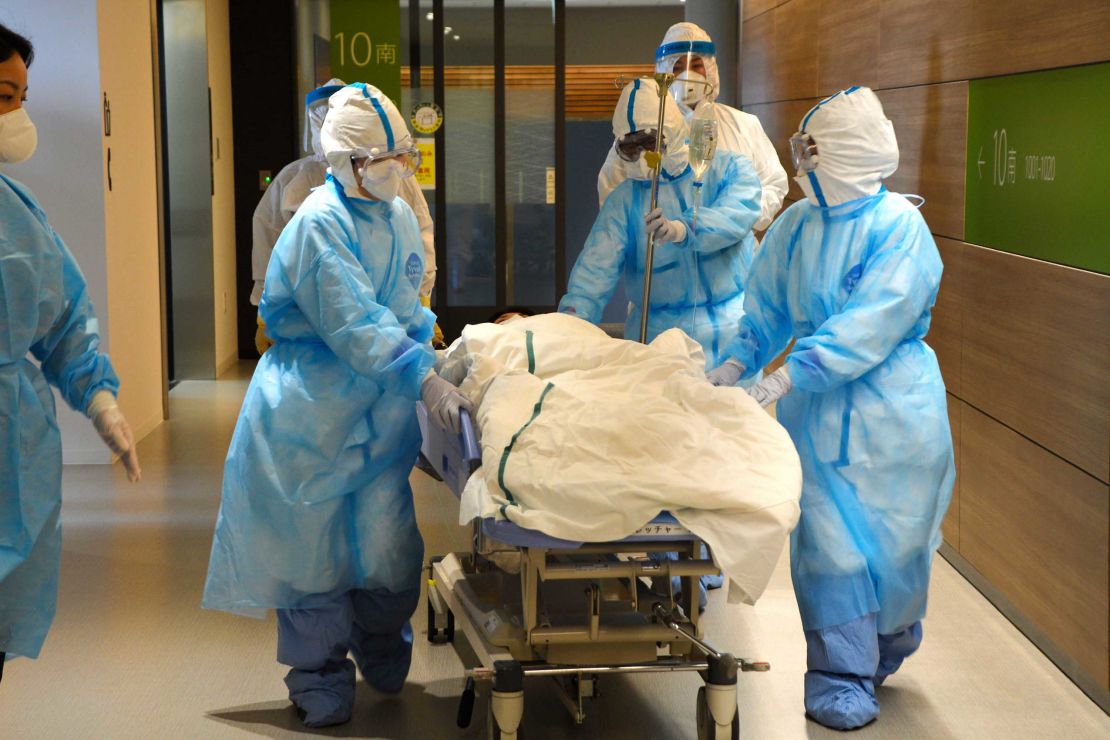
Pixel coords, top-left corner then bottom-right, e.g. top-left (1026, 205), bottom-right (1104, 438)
top-left (255, 314), bottom-right (272, 355)
top-left (421, 372), bottom-right (473, 434)
top-left (748, 366), bottom-right (793, 408)
top-left (706, 359), bottom-right (745, 387)
top-left (645, 208), bottom-right (687, 245)
top-left (87, 390), bottom-right (142, 482)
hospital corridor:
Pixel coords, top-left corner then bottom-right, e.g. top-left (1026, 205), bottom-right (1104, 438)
top-left (0, 0), bottom-right (1108, 738)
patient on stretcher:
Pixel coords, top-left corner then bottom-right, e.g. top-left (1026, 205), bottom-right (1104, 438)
top-left (434, 312), bottom-right (802, 606)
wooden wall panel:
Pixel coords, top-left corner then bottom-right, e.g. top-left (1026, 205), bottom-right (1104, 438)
top-left (816, 0), bottom-right (879, 95)
top-left (877, 82), bottom-right (967, 241)
top-left (960, 405), bottom-right (1109, 691)
top-left (740, 7), bottom-right (775, 106)
top-left (770, 0), bottom-right (818, 103)
top-left (941, 396), bottom-right (961, 548)
top-left (876, 0), bottom-right (974, 90)
top-left (743, 0), bottom-right (785, 22)
top-left (878, 0), bottom-right (1110, 89)
top-left (930, 238), bottom-right (964, 397)
top-left (959, 244), bottom-right (1110, 482)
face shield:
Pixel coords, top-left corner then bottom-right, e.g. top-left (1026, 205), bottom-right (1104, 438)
top-left (304, 78), bottom-right (346, 157)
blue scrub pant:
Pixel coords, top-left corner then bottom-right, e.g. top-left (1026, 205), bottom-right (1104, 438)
top-left (276, 586), bottom-right (420, 727)
top-left (803, 613), bottom-right (923, 730)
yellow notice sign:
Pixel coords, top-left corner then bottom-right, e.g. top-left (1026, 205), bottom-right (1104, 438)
top-left (416, 138), bottom-right (435, 190)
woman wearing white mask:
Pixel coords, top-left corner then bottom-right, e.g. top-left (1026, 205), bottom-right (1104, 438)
top-left (202, 83), bottom-right (469, 728)
top-left (0, 23), bottom-right (141, 679)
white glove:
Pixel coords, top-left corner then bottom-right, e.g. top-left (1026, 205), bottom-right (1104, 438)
top-left (706, 359), bottom-right (745, 387)
top-left (645, 208), bottom-right (687, 244)
top-left (421, 372), bottom-right (474, 434)
top-left (87, 390), bottom-right (142, 482)
top-left (748, 366), bottom-right (793, 408)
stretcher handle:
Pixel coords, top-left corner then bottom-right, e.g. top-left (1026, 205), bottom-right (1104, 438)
top-left (459, 408), bottom-right (481, 474)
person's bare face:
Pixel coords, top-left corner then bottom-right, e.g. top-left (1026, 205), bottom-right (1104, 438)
top-left (672, 55), bottom-right (706, 77)
top-left (0, 53), bottom-right (29, 116)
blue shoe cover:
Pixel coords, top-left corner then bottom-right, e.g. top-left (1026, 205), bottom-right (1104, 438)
top-left (285, 660), bottom-right (355, 728)
top-left (352, 621), bottom-right (413, 694)
top-left (874, 622), bottom-right (923, 686)
top-left (702, 572), bottom-right (725, 590)
top-left (804, 671), bottom-right (879, 730)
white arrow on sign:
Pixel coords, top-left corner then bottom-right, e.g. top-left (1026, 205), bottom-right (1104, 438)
top-left (977, 146), bottom-right (986, 179)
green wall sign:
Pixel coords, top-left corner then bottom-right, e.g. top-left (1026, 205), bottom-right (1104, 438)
top-left (330, 0), bottom-right (402, 107)
top-left (965, 62), bottom-right (1110, 275)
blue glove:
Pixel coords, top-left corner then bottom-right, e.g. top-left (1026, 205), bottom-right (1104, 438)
top-left (747, 367), bottom-right (792, 407)
top-left (706, 359), bottom-right (744, 387)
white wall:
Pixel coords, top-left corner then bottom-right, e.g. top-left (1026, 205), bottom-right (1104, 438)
top-left (3, 1), bottom-right (112, 463)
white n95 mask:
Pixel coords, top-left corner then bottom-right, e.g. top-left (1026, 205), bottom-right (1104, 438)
top-left (674, 70), bottom-right (710, 109)
top-left (360, 159), bottom-right (403, 202)
top-left (0, 107), bottom-right (38, 164)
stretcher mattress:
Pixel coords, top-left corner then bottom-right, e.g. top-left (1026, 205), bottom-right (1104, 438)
top-left (436, 313), bottom-right (802, 605)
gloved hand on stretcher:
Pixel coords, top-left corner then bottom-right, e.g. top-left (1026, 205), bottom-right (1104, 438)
top-left (422, 371), bottom-right (473, 434)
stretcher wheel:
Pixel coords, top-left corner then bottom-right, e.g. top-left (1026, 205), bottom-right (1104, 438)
top-left (426, 593), bottom-right (455, 644)
top-left (696, 686), bottom-right (739, 740)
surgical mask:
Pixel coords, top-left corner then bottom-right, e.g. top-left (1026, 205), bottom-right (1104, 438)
top-left (620, 155), bottom-right (653, 181)
top-left (673, 70), bottom-right (710, 109)
top-left (0, 107), bottom-right (38, 164)
top-left (360, 159), bottom-right (404, 202)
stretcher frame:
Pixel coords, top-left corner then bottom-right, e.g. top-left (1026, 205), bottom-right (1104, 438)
top-left (418, 404), bottom-right (769, 740)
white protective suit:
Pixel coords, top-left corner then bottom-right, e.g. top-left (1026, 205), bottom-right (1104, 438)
top-left (438, 313), bottom-right (803, 605)
top-left (597, 23), bottom-right (788, 231)
top-left (251, 80), bottom-right (436, 306)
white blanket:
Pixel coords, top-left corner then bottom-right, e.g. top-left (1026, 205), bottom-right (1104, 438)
top-left (439, 313), bottom-right (802, 605)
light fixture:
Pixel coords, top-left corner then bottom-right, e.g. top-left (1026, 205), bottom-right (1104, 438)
top-left (453, 34), bottom-right (460, 40)
top-left (444, 25), bottom-right (453, 34)
top-left (425, 11), bottom-right (433, 20)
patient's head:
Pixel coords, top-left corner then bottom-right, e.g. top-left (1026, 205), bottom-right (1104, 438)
top-left (486, 306), bottom-right (536, 325)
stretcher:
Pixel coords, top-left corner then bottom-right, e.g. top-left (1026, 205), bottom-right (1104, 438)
top-left (418, 403), bottom-right (770, 740)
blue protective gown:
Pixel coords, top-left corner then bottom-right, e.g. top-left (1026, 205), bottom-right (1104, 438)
top-left (559, 152), bottom-right (761, 370)
top-left (202, 175), bottom-right (436, 613)
top-left (725, 189), bottom-right (955, 637)
top-left (0, 173), bottom-right (120, 660)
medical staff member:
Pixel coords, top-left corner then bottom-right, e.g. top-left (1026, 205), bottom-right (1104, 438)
top-left (0, 23), bottom-right (141, 678)
top-left (707, 87), bottom-right (954, 730)
top-left (250, 80), bottom-right (440, 354)
top-left (202, 83), bottom-right (469, 728)
top-left (561, 78), bottom-right (761, 375)
top-left (597, 22), bottom-right (787, 231)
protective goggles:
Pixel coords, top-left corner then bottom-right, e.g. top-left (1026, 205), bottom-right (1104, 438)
top-left (616, 129), bottom-right (662, 162)
top-left (789, 132), bottom-right (819, 173)
top-left (354, 146), bottom-right (422, 178)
